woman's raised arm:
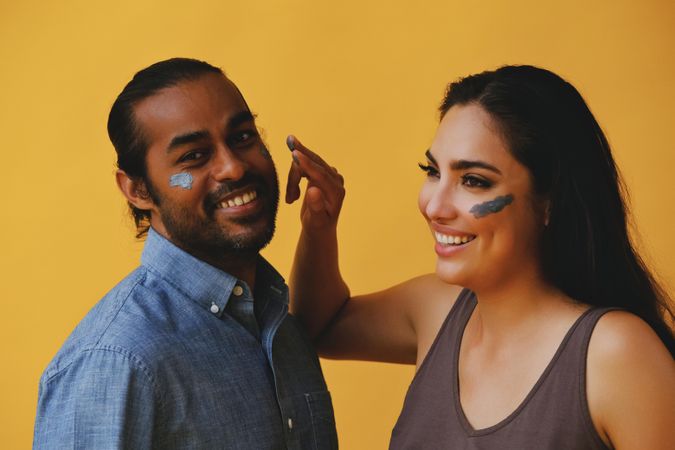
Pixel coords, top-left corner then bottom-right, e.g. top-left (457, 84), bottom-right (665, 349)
top-left (285, 136), bottom-right (460, 364)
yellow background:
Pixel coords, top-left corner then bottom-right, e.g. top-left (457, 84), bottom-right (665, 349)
top-left (2, 0), bottom-right (673, 448)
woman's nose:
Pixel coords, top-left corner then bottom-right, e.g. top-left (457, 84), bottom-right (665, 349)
top-left (424, 183), bottom-right (460, 222)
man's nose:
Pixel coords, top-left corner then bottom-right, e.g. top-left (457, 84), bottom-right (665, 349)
top-left (211, 146), bottom-right (247, 182)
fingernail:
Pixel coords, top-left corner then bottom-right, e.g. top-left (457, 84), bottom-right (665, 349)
top-left (292, 153), bottom-right (299, 164)
top-left (286, 135), bottom-right (295, 151)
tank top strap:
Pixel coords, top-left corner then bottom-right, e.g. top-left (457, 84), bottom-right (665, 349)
top-left (406, 288), bottom-right (477, 390)
top-left (555, 306), bottom-right (622, 381)
top-left (414, 288), bottom-right (476, 377)
top-left (570, 307), bottom-right (622, 444)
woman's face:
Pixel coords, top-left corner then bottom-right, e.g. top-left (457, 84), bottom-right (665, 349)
top-left (418, 103), bottom-right (546, 291)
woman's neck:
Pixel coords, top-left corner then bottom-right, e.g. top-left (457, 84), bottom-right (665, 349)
top-left (467, 272), bottom-right (579, 345)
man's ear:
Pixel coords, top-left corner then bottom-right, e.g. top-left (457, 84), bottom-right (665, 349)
top-left (116, 170), bottom-right (156, 210)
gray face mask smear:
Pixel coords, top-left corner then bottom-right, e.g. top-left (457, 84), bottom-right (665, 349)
top-left (469, 194), bottom-right (514, 218)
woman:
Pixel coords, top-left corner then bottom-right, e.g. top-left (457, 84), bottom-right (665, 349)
top-left (285, 65), bottom-right (674, 449)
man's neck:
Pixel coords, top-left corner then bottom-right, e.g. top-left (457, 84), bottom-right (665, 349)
top-left (164, 236), bottom-right (259, 288)
top-left (195, 251), bottom-right (258, 289)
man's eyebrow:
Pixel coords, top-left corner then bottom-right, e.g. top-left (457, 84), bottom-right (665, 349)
top-left (450, 159), bottom-right (502, 175)
top-left (228, 110), bottom-right (255, 129)
top-left (167, 131), bottom-right (210, 153)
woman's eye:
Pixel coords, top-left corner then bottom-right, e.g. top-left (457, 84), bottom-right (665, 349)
top-left (462, 174), bottom-right (491, 188)
top-left (418, 163), bottom-right (440, 178)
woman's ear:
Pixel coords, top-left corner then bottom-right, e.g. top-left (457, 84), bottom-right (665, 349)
top-left (116, 170), bottom-right (155, 211)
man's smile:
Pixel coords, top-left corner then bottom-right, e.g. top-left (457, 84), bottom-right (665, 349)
top-left (217, 188), bottom-right (258, 209)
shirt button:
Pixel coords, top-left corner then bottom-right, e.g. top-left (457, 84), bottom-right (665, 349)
top-left (210, 303), bottom-right (220, 314)
top-left (287, 418), bottom-right (293, 430)
top-left (233, 285), bottom-right (244, 296)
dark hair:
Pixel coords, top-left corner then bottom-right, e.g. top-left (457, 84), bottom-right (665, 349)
top-left (107, 58), bottom-right (224, 238)
top-left (440, 65), bottom-right (674, 355)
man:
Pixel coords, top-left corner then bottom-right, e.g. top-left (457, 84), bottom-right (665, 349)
top-left (33, 58), bottom-right (344, 449)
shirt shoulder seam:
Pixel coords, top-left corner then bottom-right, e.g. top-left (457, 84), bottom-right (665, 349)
top-left (41, 343), bottom-right (167, 408)
top-left (92, 269), bottom-right (149, 347)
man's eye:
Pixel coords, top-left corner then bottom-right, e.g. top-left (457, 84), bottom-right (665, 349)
top-left (228, 130), bottom-right (258, 147)
top-left (461, 174), bottom-right (492, 188)
top-left (418, 163), bottom-right (440, 178)
top-left (179, 150), bottom-right (207, 163)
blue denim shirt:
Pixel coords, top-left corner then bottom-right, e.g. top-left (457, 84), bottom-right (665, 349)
top-left (34, 229), bottom-right (337, 449)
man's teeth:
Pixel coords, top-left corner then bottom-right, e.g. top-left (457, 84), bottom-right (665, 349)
top-left (434, 232), bottom-right (476, 245)
top-left (219, 190), bottom-right (257, 209)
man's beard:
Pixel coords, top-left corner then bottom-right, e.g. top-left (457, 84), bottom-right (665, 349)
top-left (148, 171), bottom-right (279, 260)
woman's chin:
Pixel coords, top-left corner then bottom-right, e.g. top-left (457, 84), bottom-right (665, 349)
top-left (434, 262), bottom-right (469, 287)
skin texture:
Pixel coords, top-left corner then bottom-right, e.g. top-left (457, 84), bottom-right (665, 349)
top-left (116, 73), bottom-right (279, 287)
top-left (259, 143), bottom-right (272, 160)
top-left (469, 194), bottom-right (514, 218)
top-left (169, 172), bottom-right (193, 189)
top-left (290, 103), bottom-right (675, 449)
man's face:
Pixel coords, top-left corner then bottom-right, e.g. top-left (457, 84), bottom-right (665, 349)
top-left (133, 73), bottom-right (279, 258)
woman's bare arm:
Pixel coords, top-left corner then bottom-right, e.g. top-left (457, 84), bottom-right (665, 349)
top-left (286, 136), bottom-right (460, 364)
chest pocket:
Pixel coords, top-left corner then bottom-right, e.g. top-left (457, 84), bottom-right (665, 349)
top-left (282, 390), bottom-right (338, 450)
top-left (305, 391), bottom-right (338, 449)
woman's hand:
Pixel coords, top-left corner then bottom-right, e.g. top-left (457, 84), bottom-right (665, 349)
top-left (286, 135), bottom-right (349, 339)
top-left (285, 135), bottom-right (345, 233)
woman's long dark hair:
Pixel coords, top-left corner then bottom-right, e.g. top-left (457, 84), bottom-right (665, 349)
top-left (440, 65), bottom-right (674, 355)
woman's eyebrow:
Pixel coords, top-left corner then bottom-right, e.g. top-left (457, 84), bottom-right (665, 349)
top-left (425, 149), bottom-right (502, 175)
top-left (424, 149), bottom-right (437, 165)
top-left (450, 159), bottom-right (502, 175)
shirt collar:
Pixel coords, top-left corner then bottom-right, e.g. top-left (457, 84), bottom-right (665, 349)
top-left (140, 228), bottom-right (288, 314)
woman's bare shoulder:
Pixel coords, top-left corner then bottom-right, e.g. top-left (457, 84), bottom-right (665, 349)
top-left (397, 274), bottom-right (465, 359)
top-left (587, 310), bottom-right (674, 448)
top-left (589, 310), bottom-right (671, 361)
top-left (391, 273), bottom-right (464, 317)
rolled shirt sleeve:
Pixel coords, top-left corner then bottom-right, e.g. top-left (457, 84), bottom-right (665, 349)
top-left (34, 346), bottom-right (162, 449)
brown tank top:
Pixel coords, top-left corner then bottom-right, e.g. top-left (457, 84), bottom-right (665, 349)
top-left (389, 289), bottom-right (613, 450)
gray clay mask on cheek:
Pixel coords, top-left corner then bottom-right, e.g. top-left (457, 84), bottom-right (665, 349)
top-left (469, 194), bottom-right (514, 218)
top-left (169, 172), bottom-right (193, 190)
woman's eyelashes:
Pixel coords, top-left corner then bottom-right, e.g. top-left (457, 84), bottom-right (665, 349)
top-left (418, 162), bottom-right (440, 178)
top-left (418, 163), bottom-right (493, 189)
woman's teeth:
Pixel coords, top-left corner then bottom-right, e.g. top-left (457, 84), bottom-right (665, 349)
top-left (219, 190), bottom-right (257, 209)
top-left (435, 232), bottom-right (476, 246)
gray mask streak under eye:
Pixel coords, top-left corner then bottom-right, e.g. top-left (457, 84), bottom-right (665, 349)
top-left (169, 172), bottom-right (193, 190)
top-left (469, 194), bottom-right (514, 218)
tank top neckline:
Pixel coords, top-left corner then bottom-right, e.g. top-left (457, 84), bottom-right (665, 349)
top-left (451, 292), bottom-right (596, 437)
